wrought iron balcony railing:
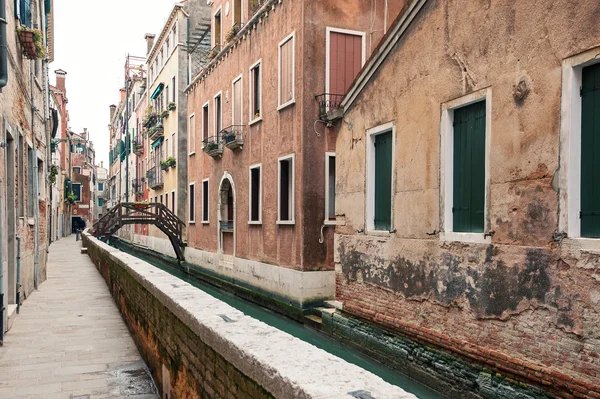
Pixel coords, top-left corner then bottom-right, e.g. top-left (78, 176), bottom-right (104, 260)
top-left (147, 166), bottom-right (164, 189)
top-left (202, 136), bottom-right (223, 158)
top-left (220, 125), bottom-right (244, 150)
top-left (133, 136), bottom-right (144, 156)
top-left (132, 178), bottom-right (145, 195)
top-left (315, 93), bottom-right (345, 121)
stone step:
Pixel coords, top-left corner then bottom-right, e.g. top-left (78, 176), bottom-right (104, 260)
top-left (304, 314), bottom-right (323, 325)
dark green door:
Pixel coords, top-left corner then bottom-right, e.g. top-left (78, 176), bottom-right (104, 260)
top-left (374, 131), bottom-right (392, 230)
top-left (581, 63), bottom-right (600, 238)
top-left (453, 101), bottom-right (486, 233)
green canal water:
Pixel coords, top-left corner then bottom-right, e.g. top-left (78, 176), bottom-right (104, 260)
top-left (111, 240), bottom-right (443, 399)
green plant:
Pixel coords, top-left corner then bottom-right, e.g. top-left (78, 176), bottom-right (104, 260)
top-left (160, 110), bottom-right (169, 119)
top-left (165, 156), bottom-right (176, 168)
top-left (225, 25), bottom-right (240, 42)
top-left (48, 165), bottom-right (59, 185)
top-left (254, 111), bottom-right (261, 119)
top-left (160, 160), bottom-right (169, 171)
top-left (167, 102), bottom-right (176, 111)
top-left (66, 191), bottom-right (77, 205)
top-left (17, 25), bottom-right (46, 59)
top-left (147, 123), bottom-right (164, 137)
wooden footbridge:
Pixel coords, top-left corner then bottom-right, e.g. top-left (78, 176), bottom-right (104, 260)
top-left (93, 202), bottom-right (186, 261)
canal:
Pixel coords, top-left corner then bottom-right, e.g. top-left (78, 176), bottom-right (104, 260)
top-left (110, 239), bottom-right (443, 399)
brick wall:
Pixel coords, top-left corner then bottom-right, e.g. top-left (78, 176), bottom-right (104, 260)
top-left (85, 236), bottom-right (273, 399)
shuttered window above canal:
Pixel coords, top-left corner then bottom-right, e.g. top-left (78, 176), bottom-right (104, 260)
top-left (452, 100), bottom-right (486, 233)
top-left (581, 62), bottom-right (600, 238)
top-left (374, 131), bottom-right (392, 231)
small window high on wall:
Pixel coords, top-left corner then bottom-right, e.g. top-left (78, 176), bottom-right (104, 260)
top-left (189, 183), bottom-right (195, 223)
top-left (278, 154), bottom-right (295, 224)
top-left (325, 153), bottom-right (336, 223)
top-left (250, 60), bottom-right (261, 121)
top-left (278, 32), bottom-right (295, 109)
top-left (202, 102), bottom-right (209, 142)
top-left (202, 179), bottom-right (209, 223)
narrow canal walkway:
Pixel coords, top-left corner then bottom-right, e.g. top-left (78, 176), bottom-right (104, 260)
top-left (0, 236), bottom-right (158, 399)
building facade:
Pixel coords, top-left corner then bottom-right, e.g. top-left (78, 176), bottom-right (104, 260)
top-left (184, 0), bottom-right (400, 308)
top-left (0, 0), bottom-right (54, 341)
top-left (69, 129), bottom-right (95, 231)
top-left (334, 0), bottom-right (600, 396)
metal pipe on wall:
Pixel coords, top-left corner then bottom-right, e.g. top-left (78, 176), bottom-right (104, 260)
top-left (31, 59), bottom-right (39, 289)
top-left (16, 236), bottom-right (20, 314)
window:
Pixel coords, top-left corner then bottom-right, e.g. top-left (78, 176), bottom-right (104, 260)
top-left (172, 190), bottom-right (176, 214)
top-left (278, 32), bottom-right (295, 109)
top-left (165, 193), bottom-right (169, 210)
top-left (165, 85), bottom-right (169, 105)
top-left (441, 88), bottom-right (491, 243)
top-left (160, 194), bottom-right (163, 205)
top-left (366, 122), bottom-right (395, 232)
top-left (172, 132), bottom-right (176, 158)
top-left (232, 76), bottom-right (243, 126)
top-left (580, 63), bottom-right (600, 237)
top-left (214, 9), bottom-right (222, 47)
top-left (98, 198), bottom-right (103, 207)
top-left (233, 0), bottom-right (242, 25)
top-left (277, 154), bottom-right (295, 223)
top-left (37, 159), bottom-right (44, 200)
top-left (249, 60), bottom-right (262, 121)
top-left (326, 28), bottom-right (366, 96)
top-left (214, 93), bottom-right (222, 139)
top-left (27, 147), bottom-right (34, 216)
top-left (202, 179), bottom-right (209, 223)
top-left (202, 102), bottom-right (209, 142)
top-left (325, 153), bottom-right (336, 222)
top-left (249, 165), bottom-right (262, 223)
top-left (72, 183), bottom-right (82, 202)
top-left (18, 136), bottom-right (24, 217)
top-left (189, 183), bottom-right (196, 223)
top-left (189, 114), bottom-right (196, 155)
top-left (98, 183), bottom-right (104, 191)
top-left (165, 138), bottom-right (169, 157)
top-left (172, 76), bottom-right (176, 103)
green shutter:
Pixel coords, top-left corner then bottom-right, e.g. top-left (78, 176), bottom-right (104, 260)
top-left (581, 63), bottom-right (600, 238)
top-left (453, 101), bottom-right (486, 233)
top-left (374, 131), bottom-right (392, 231)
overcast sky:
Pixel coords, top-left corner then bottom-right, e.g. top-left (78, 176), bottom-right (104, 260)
top-left (53, 0), bottom-right (176, 167)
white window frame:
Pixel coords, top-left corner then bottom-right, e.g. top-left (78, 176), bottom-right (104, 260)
top-left (213, 6), bottom-right (222, 47)
top-left (201, 101), bottom-right (210, 147)
top-left (559, 47), bottom-right (600, 250)
top-left (248, 163), bottom-right (262, 224)
top-left (231, 74), bottom-right (243, 126)
top-left (232, 0), bottom-right (244, 26)
top-left (172, 190), bottom-right (176, 214)
top-left (324, 152), bottom-right (339, 225)
top-left (249, 59), bottom-right (262, 125)
top-left (277, 31), bottom-right (296, 111)
top-left (202, 178), bottom-right (210, 224)
top-left (277, 153), bottom-right (295, 225)
top-left (440, 88), bottom-right (492, 244)
top-left (366, 121), bottom-right (396, 235)
top-left (188, 113), bottom-right (196, 156)
top-left (189, 182), bottom-right (196, 224)
top-left (214, 91), bottom-right (223, 138)
top-left (325, 27), bottom-right (366, 97)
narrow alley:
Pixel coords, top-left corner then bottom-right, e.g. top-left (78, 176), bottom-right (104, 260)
top-left (0, 237), bottom-right (158, 399)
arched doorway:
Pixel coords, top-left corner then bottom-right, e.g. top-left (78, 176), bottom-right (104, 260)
top-left (218, 174), bottom-right (235, 258)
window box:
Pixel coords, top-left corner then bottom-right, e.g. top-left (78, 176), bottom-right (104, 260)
top-left (160, 110), bottom-right (169, 119)
top-left (147, 123), bottom-right (164, 142)
top-left (225, 23), bottom-right (242, 42)
top-left (221, 125), bottom-right (244, 150)
top-left (202, 136), bottom-right (223, 158)
top-left (17, 26), bottom-right (45, 60)
top-left (143, 112), bottom-right (158, 129)
top-left (167, 102), bottom-right (177, 111)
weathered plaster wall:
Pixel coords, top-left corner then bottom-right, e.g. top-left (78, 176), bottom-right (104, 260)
top-left (334, 0), bottom-right (600, 396)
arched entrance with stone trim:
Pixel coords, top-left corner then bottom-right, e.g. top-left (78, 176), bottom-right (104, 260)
top-left (217, 172), bottom-right (236, 259)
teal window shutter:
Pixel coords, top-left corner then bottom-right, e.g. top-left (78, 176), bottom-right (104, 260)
top-left (20, 0), bottom-right (31, 27)
top-left (374, 131), bottom-right (393, 231)
top-left (453, 101), bottom-right (486, 233)
top-left (581, 63), bottom-right (600, 238)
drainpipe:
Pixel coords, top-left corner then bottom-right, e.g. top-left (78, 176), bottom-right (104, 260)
top-left (0, 119), bottom-right (4, 343)
top-left (0, 0), bottom-right (8, 89)
top-left (16, 237), bottom-right (20, 313)
top-left (31, 61), bottom-right (39, 289)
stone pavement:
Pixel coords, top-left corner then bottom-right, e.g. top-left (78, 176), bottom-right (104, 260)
top-left (0, 236), bottom-right (158, 399)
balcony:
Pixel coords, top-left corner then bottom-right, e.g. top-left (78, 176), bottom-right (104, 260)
top-left (315, 93), bottom-right (344, 123)
top-left (221, 125), bottom-right (244, 150)
top-left (147, 122), bottom-right (164, 143)
top-left (202, 136), bottom-right (223, 158)
top-left (147, 167), bottom-right (164, 190)
top-left (133, 136), bottom-right (144, 156)
top-left (132, 178), bottom-right (145, 195)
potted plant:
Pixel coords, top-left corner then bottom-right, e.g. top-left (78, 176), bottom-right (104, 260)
top-left (225, 25), bottom-right (240, 42)
top-left (165, 156), bottom-right (177, 168)
top-left (254, 111), bottom-right (261, 119)
top-left (133, 201), bottom-right (150, 209)
top-left (160, 160), bottom-right (169, 171)
top-left (48, 165), bottom-right (58, 185)
top-left (17, 25), bottom-right (46, 59)
top-left (160, 110), bottom-right (169, 119)
top-left (205, 141), bottom-right (218, 152)
top-left (167, 102), bottom-right (176, 111)
top-left (66, 191), bottom-right (77, 205)
top-left (207, 47), bottom-right (218, 60)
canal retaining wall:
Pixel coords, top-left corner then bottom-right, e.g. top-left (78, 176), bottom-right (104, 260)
top-left (82, 232), bottom-right (416, 399)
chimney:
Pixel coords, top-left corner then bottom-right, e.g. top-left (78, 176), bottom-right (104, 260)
top-left (100, 161), bottom-right (103, 168)
top-left (83, 128), bottom-right (88, 140)
top-left (144, 33), bottom-right (156, 56)
top-left (109, 104), bottom-right (116, 122)
top-left (54, 69), bottom-right (67, 95)
top-left (120, 88), bottom-right (126, 102)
